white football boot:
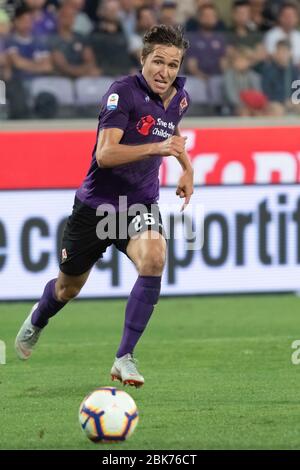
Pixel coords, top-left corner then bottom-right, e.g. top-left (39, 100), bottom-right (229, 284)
top-left (111, 353), bottom-right (144, 388)
top-left (15, 303), bottom-right (43, 360)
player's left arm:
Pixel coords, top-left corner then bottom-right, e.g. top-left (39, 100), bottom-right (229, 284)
top-left (174, 126), bottom-right (194, 211)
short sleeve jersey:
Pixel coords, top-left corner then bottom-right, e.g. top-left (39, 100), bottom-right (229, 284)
top-left (76, 72), bottom-right (190, 209)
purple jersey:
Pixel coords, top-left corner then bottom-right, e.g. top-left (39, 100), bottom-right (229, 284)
top-left (32, 11), bottom-right (57, 37)
top-left (186, 32), bottom-right (226, 76)
top-left (76, 72), bottom-right (190, 209)
top-left (6, 34), bottom-right (50, 80)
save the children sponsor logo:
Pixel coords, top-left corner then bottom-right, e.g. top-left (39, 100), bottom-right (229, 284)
top-left (136, 115), bottom-right (156, 136)
top-left (151, 118), bottom-right (175, 138)
top-left (136, 116), bottom-right (176, 138)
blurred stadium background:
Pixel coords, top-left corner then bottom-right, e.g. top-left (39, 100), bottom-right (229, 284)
top-left (1, 0), bottom-right (300, 451)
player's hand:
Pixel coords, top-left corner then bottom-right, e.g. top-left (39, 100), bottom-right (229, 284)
top-left (176, 169), bottom-right (194, 212)
top-left (157, 136), bottom-right (187, 157)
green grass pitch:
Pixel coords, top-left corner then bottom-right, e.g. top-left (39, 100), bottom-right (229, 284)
top-left (1, 295), bottom-right (300, 450)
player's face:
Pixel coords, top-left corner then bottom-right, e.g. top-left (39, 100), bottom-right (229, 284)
top-left (141, 44), bottom-right (182, 96)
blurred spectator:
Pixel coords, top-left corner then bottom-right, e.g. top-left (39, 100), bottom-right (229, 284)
top-left (263, 0), bottom-right (287, 26)
top-left (63, 0), bottom-right (93, 36)
top-left (50, 3), bottom-right (101, 78)
top-left (128, 6), bottom-right (157, 62)
top-left (176, 0), bottom-right (233, 25)
top-left (223, 46), bottom-right (278, 116)
top-left (225, 0), bottom-right (266, 75)
top-left (185, 0), bottom-right (227, 32)
top-left (185, 5), bottom-right (227, 107)
top-left (0, 8), bottom-right (10, 47)
top-left (24, 0), bottom-right (57, 38)
top-left (6, 5), bottom-right (53, 81)
top-left (264, 2), bottom-right (300, 66)
top-left (262, 39), bottom-right (300, 115)
top-left (246, 41), bottom-right (268, 75)
top-left (227, 0), bottom-right (263, 48)
top-left (118, 0), bottom-right (137, 39)
top-left (5, 5), bottom-right (53, 118)
top-left (3, 1), bottom-right (21, 21)
top-left (159, 2), bottom-right (178, 28)
top-left (248, 0), bottom-right (272, 31)
top-left (185, 5), bottom-right (227, 78)
top-left (83, 0), bottom-right (101, 23)
top-left (175, 0), bottom-right (197, 24)
top-left (136, 5), bottom-right (157, 30)
top-left (0, 8), bottom-right (11, 81)
top-left (90, 0), bottom-right (133, 76)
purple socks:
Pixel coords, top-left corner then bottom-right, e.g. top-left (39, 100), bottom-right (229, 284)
top-left (31, 278), bottom-right (67, 328)
top-left (116, 275), bottom-right (161, 358)
top-left (31, 275), bottom-right (161, 355)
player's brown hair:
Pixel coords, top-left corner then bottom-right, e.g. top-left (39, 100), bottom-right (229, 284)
top-left (141, 25), bottom-right (189, 63)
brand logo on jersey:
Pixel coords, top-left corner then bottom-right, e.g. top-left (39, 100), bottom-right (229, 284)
top-left (107, 93), bottom-right (119, 110)
top-left (145, 95), bottom-right (150, 102)
top-left (62, 248), bottom-right (68, 261)
top-left (179, 96), bottom-right (188, 115)
top-left (136, 115), bottom-right (156, 136)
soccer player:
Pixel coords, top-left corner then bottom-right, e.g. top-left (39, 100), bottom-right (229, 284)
top-left (15, 24), bottom-right (194, 387)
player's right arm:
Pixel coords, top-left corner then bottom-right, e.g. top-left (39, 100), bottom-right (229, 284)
top-left (96, 128), bottom-right (187, 168)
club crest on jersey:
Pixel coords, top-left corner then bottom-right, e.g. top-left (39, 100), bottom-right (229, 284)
top-left (107, 93), bottom-right (119, 110)
top-left (145, 95), bottom-right (150, 102)
top-left (136, 115), bottom-right (156, 136)
top-left (179, 96), bottom-right (188, 115)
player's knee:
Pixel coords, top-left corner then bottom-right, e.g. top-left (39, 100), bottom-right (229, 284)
top-left (138, 251), bottom-right (165, 276)
top-left (56, 284), bottom-right (81, 302)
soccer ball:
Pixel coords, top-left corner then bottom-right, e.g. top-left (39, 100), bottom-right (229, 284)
top-left (78, 387), bottom-right (139, 443)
